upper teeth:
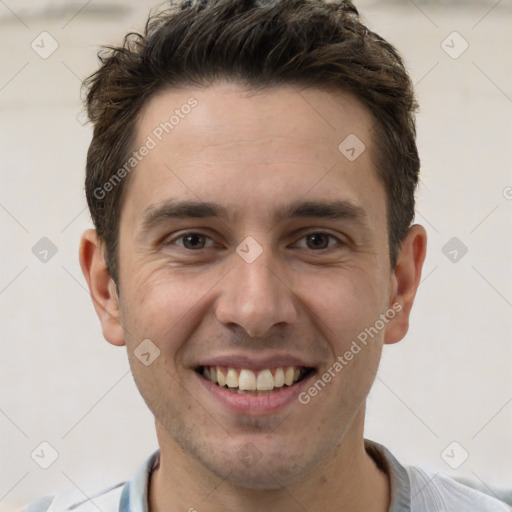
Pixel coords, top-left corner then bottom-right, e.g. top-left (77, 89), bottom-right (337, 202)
top-left (202, 366), bottom-right (303, 391)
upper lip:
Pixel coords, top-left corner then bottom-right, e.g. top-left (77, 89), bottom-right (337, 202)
top-left (195, 354), bottom-right (317, 372)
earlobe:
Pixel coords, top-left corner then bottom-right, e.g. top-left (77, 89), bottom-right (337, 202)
top-left (79, 229), bottom-right (126, 347)
top-left (384, 224), bottom-right (427, 345)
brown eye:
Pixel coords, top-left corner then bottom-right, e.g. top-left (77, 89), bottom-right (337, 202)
top-left (176, 233), bottom-right (211, 250)
top-left (304, 233), bottom-right (332, 250)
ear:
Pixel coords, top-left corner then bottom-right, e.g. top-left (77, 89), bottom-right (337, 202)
top-left (384, 224), bottom-right (427, 345)
top-left (79, 229), bottom-right (125, 346)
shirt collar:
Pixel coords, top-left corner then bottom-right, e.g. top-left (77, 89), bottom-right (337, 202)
top-left (120, 449), bottom-right (160, 512)
top-left (365, 439), bottom-right (411, 512)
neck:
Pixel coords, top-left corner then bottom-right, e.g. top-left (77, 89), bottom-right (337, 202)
top-left (148, 413), bottom-right (389, 512)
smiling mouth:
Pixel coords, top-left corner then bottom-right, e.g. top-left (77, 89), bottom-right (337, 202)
top-left (197, 365), bottom-right (315, 396)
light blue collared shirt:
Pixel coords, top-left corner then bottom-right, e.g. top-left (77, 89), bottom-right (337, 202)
top-left (24, 440), bottom-right (510, 512)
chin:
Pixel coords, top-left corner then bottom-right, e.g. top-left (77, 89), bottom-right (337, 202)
top-left (215, 461), bottom-right (303, 490)
top-left (200, 442), bottom-right (320, 490)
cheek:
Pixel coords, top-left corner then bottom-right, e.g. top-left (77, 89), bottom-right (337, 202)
top-left (302, 266), bottom-right (389, 347)
top-left (311, 269), bottom-right (390, 399)
top-left (121, 267), bottom-right (221, 353)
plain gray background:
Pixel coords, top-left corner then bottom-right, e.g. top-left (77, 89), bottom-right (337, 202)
top-left (1, 0), bottom-right (511, 508)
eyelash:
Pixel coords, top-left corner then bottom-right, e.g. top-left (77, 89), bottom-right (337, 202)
top-left (167, 231), bottom-right (343, 251)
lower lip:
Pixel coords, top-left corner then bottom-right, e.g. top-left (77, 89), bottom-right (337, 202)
top-left (195, 370), bottom-right (316, 415)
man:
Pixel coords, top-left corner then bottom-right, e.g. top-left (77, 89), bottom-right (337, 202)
top-left (25, 0), bottom-right (509, 510)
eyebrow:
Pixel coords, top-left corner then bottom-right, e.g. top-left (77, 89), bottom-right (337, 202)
top-left (140, 198), bottom-right (368, 233)
top-left (141, 201), bottom-right (229, 233)
top-left (278, 200), bottom-right (367, 224)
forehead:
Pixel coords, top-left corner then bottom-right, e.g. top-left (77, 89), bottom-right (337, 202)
top-left (137, 81), bottom-right (373, 159)
top-left (123, 81), bottom-right (385, 228)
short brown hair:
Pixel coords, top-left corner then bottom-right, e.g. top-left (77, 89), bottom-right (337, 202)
top-left (84, 0), bottom-right (419, 285)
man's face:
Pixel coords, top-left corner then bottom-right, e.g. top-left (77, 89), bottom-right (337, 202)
top-left (110, 82), bottom-right (402, 487)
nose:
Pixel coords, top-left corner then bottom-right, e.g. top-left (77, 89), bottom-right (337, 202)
top-left (214, 250), bottom-right (298, 338)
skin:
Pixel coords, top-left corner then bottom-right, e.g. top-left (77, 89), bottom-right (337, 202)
top-left (80, 81), bottom-right (426, 511)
